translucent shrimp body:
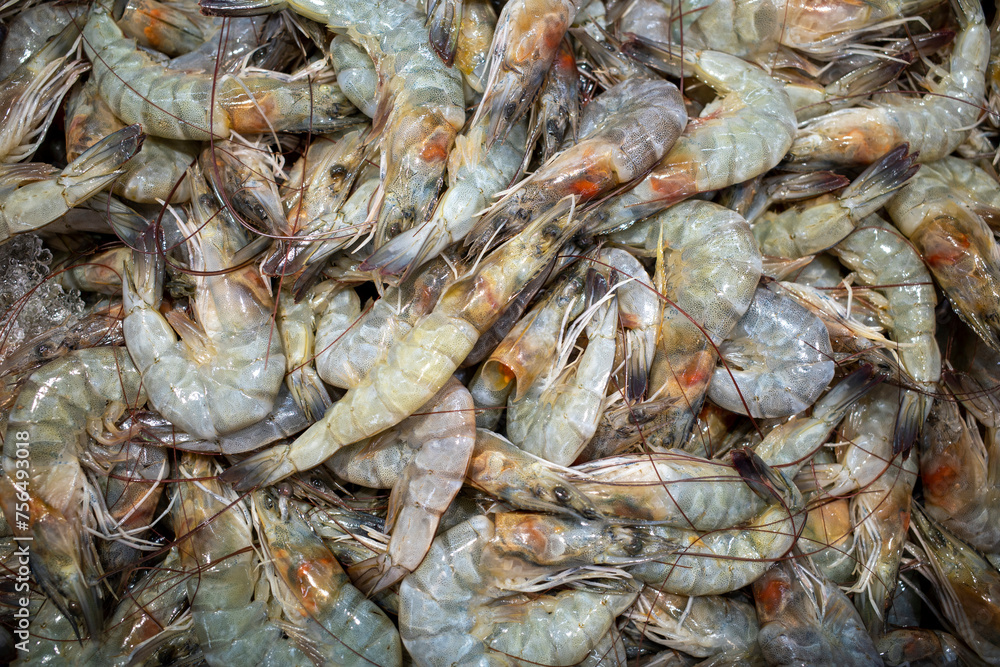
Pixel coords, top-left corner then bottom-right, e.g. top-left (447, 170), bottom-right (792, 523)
top-left (788, 0), bottom-right (988, 167)
top-left (585, 50), bottom-right (795, 235)
top-left (252, 486), bottom-right (403, 666)
top-left (123, 171), bottom-right (286, 440)
top-left (222, 203), bottom-right (578, 490)
top-left (0, 347), bottom-right (146, 639)
top-left (591, 201), bottom-right (761, 452)
top-left (329, 377), bottom-right (476, 594)
top-left (469, 78), bottom-right (686, 251)
top-left (886, 156), bottom-right (1000, 352)
top-left (707, 285), bottom-right (835, 419)
top-left (83, 4), bottom-right (354, 140)
top-left (203, 0), bottom-right (466, 246)
top-left (398, 514), bottom-right (639, 667)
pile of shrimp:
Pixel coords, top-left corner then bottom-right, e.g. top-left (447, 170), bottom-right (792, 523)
top-left (3, 0), bottom-right (1000, 663)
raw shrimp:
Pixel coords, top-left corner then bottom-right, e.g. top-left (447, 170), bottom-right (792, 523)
top-left (55, 246), bottom-right (129, 295)
top-left (829, 212), bottom-right (941, 449)
top-left (628, 587), bottom-right (760, 659)
top-left (625, 451), bottom-right (805, 596)
top-left (752, 144), bottom-right (919, 258)
top-left (0, 15), bottom-right (87, 163)
top-left (584, 48), bottom-right (795, 235)
top-left (576, 365), bottom-right (878, 529)
top-left (519, 37), bottom-right (578, 173)
top-left (466, 428), bottom-right (598, 518)
top-left (0, 124), bottom-right (144, 243)
top-left (599, 247), bottom-right (660, 402)
top-left (510, 270), bottom-right (618, 466)
top-left (878, 628), bottom-right (984, 666)
top-left (752, 562), bottom-right (882, 666)
top-left (469, 0), bottom-right (586, 146)
top-left (276, 283), bottom-right (336, 421)
top-left (222, 199), bottom-right (580, 490)
top-left (910, 505), bottom-right (1000, 664)
top-left (468, 77), bottom-right (686, 252)
top-left (361, 120), bottom-right (528, 280)
top-left (114, 0), bottom-right (209, 57)
top-left (799, 496), bottom-right (856, 585)
top-left (329, 35), bottom-right (378, 117)
top-left (315, 259), bottom-right (454, 389)
top-left (835, 385), bottom-right (919, 635)
top-left (327, 377), bottom-right (475, 594)
top-left (123, 167), bottom-right (286, 440)
top-left (589, 201), bottom-right (761, 453)
top-left (252, 486), bottom-right (403, 666)
top-left (886, 155), bottom-right (1000, 352)
top-left (171, 453), bottom-right (313, 666)
top-left (920, 397), bottom-right (1000, 555)
top-left (398, 513), bottom-right (639, 667)
top-left (65, 76), bottom-right (196, 204)
top-left (453, 0), bottom-right (496, 93)
top-left (202, 0), bottom-right (466, 248)
top-left (0, 346), bottom-right (146, 639)
top-left (84, 4), bottom-right (355, 141)
top-left (0, 3), bottom-right (87, 80)
top-left (788, 0), bottom-right (988, 167)
top-left (707, 284), bottom-right (835, 419)
top-left (202, 139), bottom-right (285, 235)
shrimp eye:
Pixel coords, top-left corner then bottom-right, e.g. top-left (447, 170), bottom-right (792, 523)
top-left (504, 102), bottom-right (517, 119)
top-left (264, 495), bottom-right (274, 510)
top-left (329, 165), bottom-right (347, 181)
top-left (553, 486), bottom-right (570, 503)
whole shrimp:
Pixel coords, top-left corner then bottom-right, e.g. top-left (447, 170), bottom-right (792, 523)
top-left (0, 124), bottom-right (144, 244)
top-left (222, 199), bottom-right (580, 490)
top-left (467, 77), bottom-right (686, 253)
top-left (252, 485), bottom-right (403, 666)
top-left (921, 397), bottom-right (1000, 556)
top-left (171, 453), bottom-right (315, 666)
top-left (123, 167), bottom-right (286, 440)
top-left (829, 213), bottom-right (941, 450)
top-left (625, 451), bottom-right (806, 596)
top-left (398, 512), bottom-right (641, 667)
top-left (508, 269), bottom-right (619, 466)
top-left (589, 200), bottom-right (761, 453)
top-left (886, 155), bottom-right (1000, 353)
top-left (84, 3), bottom-right (355, 141)
top-left (584, 48), bottom-right (795, 235)
top-left (202, 0), bottom-right (465, 248)
top-left (0, 346), bottom-right (146, 639)
top-left (752, 561), bottom-right (882, 666)
top-left (707, 284), bottom-right (835, 419)
top-left (752, 143), bottom-right (919, 258)
top-left (327, 377), bottom-right (476, 594)
top-left (788, 0), bottom-right (988, 167)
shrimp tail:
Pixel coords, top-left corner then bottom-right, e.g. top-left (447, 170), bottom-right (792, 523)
top-left (360, 221), bottom-right (439, 279)
top-left (893, 390), bottom-right (925, 455)
top-left (839, 143), bottom-right (920, 216)
top-left (62, 124), bottom-right (145, 207)
top-left (427, 0), bottom-right (462, 66)
top-left (812, 363), bottom-right (884, 416)
top-left (198, 0), bottom-right (288, 16)
top-left (830, 52), bottom-right (912, 100)
top-left (221, 443), bottom-right (297, 491)
top-left (731, 448), bottom-right (788, 502)
top-left (347, 555), bottom-right (408, 596)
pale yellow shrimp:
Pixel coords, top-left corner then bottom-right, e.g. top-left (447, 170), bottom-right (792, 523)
top-left (584, 48), bottom-right (795, 235)
top-left (0, 124), bottom-right (144, 244)
top-left (0, 346), bottom-right (146, 639)
top-left (789, 0), bottom-right (988, 167)
top-left (83, 3), bottom-right (355, 141)
top-left (276, 283), bottom-right (336, 421)
top-left (222, 200), bottom-right (580, 490)
top-left (123, 167), bottom-right (285, 440)
top-left (326, 377), bottom-right (476, 594)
